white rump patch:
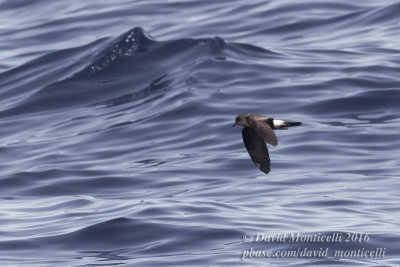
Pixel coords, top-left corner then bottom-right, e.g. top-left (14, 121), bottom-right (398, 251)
top-left (273, 119), bottom-right (285, 128)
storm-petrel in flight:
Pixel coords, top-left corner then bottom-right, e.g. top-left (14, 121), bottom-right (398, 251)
top-left (233, 114), bottom-right (301, 174)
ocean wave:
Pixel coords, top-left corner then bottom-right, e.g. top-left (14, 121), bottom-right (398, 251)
top-left (1, 1), bottom-right (399, 266)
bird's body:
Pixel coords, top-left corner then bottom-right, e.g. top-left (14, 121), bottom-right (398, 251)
top-left (233, 114), bottom-right (301, 174)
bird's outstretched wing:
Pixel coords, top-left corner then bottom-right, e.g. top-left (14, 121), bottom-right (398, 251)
top-left (242, 127), bottom-right (270, 174)
top-left (246, 115), bottom-right (278, 146)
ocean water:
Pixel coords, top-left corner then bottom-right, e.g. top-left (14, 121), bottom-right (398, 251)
top-left (0, 0), bottom-right (399, 266)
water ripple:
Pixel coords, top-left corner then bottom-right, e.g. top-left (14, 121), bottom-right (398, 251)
top-left (0, 0), bottom-right (399, 266)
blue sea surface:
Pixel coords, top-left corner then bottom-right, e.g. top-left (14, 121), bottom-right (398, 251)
top-left (0, 0), bottom-right (399, 266)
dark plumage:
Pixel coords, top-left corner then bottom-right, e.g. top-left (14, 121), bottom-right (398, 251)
top-left (242, 127), bottom-right (271, 174)
top-left (233, 114), bottom-right (301, 174)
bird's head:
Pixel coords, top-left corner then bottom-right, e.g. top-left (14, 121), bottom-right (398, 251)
top-left (233, 114), bottom-right (249, 127)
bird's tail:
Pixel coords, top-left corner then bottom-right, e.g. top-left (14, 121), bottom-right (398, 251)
top-left (276, 121), bottom-right (302, 130)
top-left (284, 121), bottom-right (302, 127)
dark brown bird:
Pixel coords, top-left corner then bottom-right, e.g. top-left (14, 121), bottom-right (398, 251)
top-left (233, 114), bottom-right (301, 174)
